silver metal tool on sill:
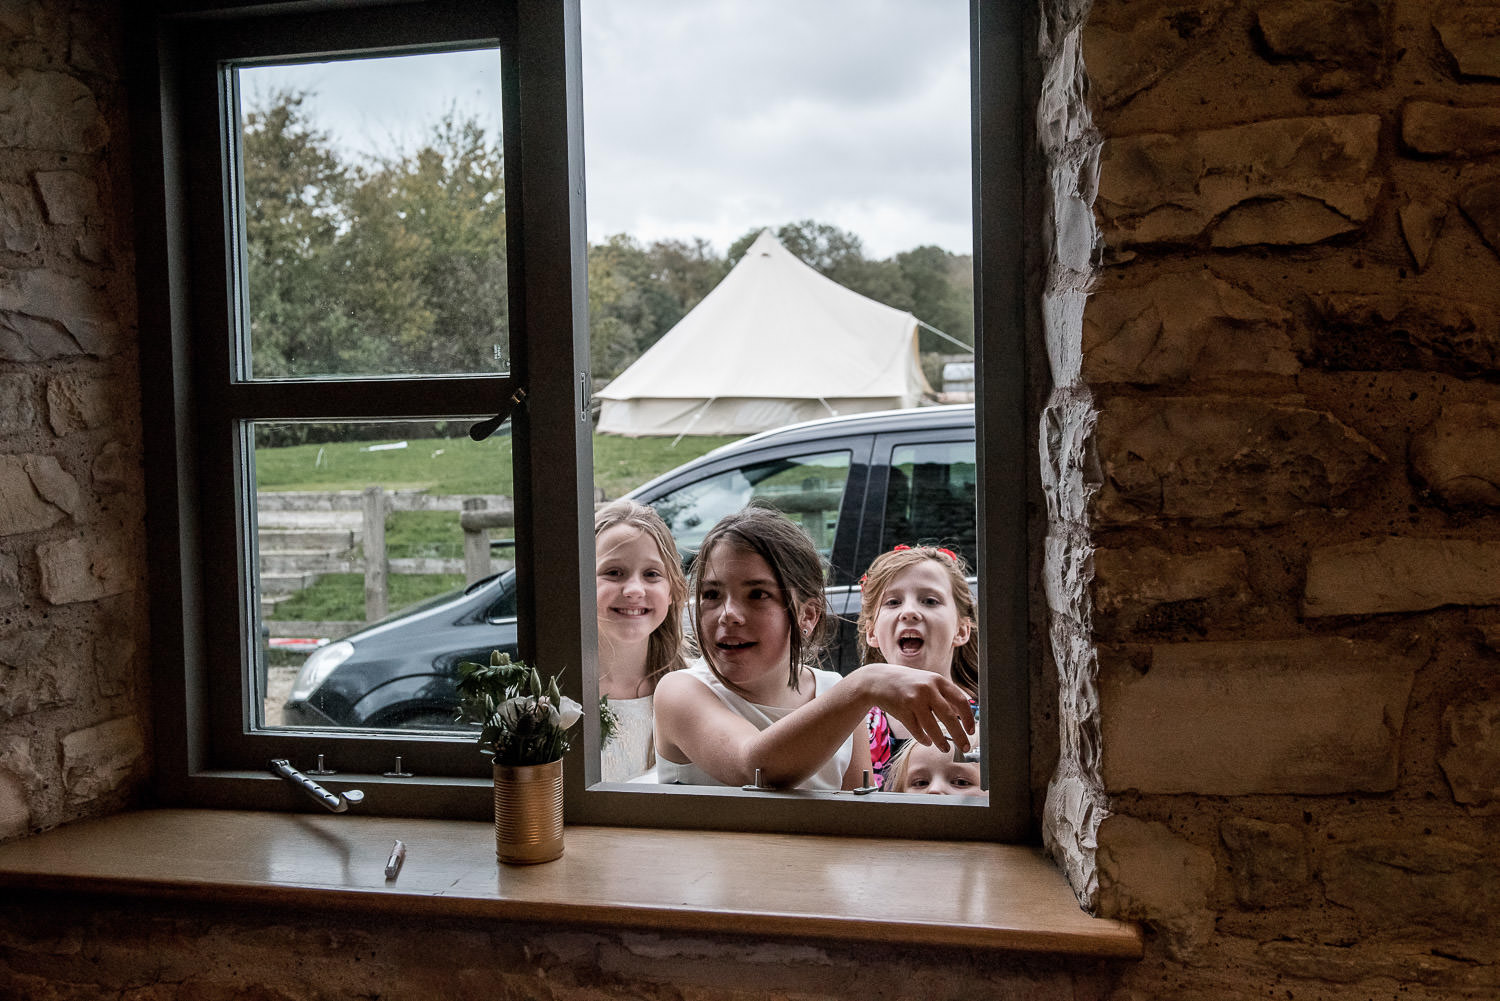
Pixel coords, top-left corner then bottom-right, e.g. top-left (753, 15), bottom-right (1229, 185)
top-left (270, 758), bottom-right (365, 813)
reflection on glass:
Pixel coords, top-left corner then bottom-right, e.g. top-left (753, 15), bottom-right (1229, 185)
top-left (252, 419), bottom-right (515, 731)
top-left (581, 0), bottom-right (978, 802)
top-left (236, 49), bottom-right (508, 380)
top-left (649, 451), bottom-right (852, 565)
top-left (881, 440), bottom-right (978, 568)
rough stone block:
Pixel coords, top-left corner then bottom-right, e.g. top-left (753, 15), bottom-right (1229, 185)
top-left (61, 717), bottom-right (143, 805)
top-left (1083, 271), bottom-right (1297, 384)
top-left (1411, 402), bottom-right (1500, 506)
top-left (1460, 177), bottom-right (1500, 258)
top-left (91, 439), bottom-right (131, 494)
top-left (0, 372), bottom-right (36, 435)
top-left (1257, 0), bottom-right (1384, 94)
top-left (1097, 115), bottom-right (1382, 249)
top-left (0, 453), bottom-right (78, 534)
top-left (1398, 196), bottom-right (1447, 272)
top-left (0, 736), bottom-right (39, 841)
top-left (0, 626), bottom-right (87, 715)
top-left (1439, 695), bottom-right (1500, 804)
top-left (0, 268), bottom-right (121, 361)
top-left (1094, 396), bottom-right (1385, 528)
top-left (0, 67), bottom-right (108, 153)
top-left (1304, 536), bottom-right (1500, 615)
top-left (0, 552), bottom-right (17, 608)
top-left (33, 169), bottom-right (97, 227)
top-left (1257, 939), bottom-right (1500, 986)
top-left (1093, 545), bottom-right (1249, 632)
top-left (1096, 815), bottom-right (1215, 960)
top-left (1434, 3), bottom-right (1500, 79)
top-left (37, 533), bottom-right (132, 604)
top-left (1324, 837), bottom-right (1500, 934)
top-left (0, 767), bottom-right (28, 841)
top-left (1309, 291), bottom-right (1500, 374)
top-left (0, 180), bottom-right (41, 254)
top-left (1099, 636), bottom-right (1421, 794)
top-left (1402, 101), bottom-right (1500, 157)
top-left (1043, 772), bottom-right (1107, 908)
top-left (46, 372), bottom-right (115, 434)
top-left (1040, 393), bottom-right (1099, 526)
top-left (1043, 289), bottom-right (1086, 388)
top-left (1081, 5), bottom-right (1225, 109)
top-left (1220, 817), bottom-right (1308, 908)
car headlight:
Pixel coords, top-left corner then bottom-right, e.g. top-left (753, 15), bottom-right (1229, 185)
top-left (289, 641), bottom-right (354, 702)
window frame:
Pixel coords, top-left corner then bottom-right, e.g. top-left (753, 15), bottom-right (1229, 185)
top-left (130, 0), bottom-right (1030, 841)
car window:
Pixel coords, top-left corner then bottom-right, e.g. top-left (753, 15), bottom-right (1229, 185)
top-left (648, 450), bottom-right (853, 564)
top-left (484, 571), bottom-right (517, 621)
top-left (879, 440), bottom-right (978, 569)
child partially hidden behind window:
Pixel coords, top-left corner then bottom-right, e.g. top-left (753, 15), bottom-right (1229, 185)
top-left (885, 736), bottom-right (983, 796)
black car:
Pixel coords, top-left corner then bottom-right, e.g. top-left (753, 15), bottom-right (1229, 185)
top-left (282, 405), bottom-right (977, 728)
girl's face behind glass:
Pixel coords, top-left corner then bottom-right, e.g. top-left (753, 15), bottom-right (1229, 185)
top-left (596, 525), bottom-right (672, 649)
top-left (698, 544), bottom-right (807, 702)
top-left (900, 741), bottom-right (983, 796)
top-left (865, 560), bottom-right (971, 677)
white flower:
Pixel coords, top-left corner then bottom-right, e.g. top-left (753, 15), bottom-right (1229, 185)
top-left (542, 696), bottom-right (584, 730)
top-left (490, 696), bottom-right (528, 730)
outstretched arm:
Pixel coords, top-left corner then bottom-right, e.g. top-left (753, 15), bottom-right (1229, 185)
top-left (654, 664), bottom-right (972, 789)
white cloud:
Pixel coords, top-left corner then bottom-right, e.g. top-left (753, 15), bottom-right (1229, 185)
top-left (237, 1), bottom-right (973, 260)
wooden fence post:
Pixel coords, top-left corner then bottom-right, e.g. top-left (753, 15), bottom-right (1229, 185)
top-left (462, 497), bottom-right (490, 584)
top-left (363, 485), bottom-right (388, 622)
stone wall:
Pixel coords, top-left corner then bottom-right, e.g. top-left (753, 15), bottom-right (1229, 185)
top-left (4, 0), bottom-right (1500, 999)
top-left (0, 1), bottom-right (150, 841)
top-left (1041, 0), bottom-right (1500, 996)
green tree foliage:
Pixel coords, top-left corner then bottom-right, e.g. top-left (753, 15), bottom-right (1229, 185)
top-left (588, 235), bottom-right (726, 379)
top-left (241, 92), bottom-right (970, 393)
top-left (243, 92), bottom-right (507, 380)
top-left (343, 114), bottom-right (509, 374)
top-left (242, 90), bottom-right (354, 379)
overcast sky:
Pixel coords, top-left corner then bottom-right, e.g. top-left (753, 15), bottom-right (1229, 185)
top-left (241, 0), bottom-right (971, 259)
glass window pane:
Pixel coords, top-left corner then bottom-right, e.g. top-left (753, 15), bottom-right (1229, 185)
top-left (251, 419), bottom-right (516, 732)
top-left (881, 441), bottom-right (978, 568)
top-left (236, 49), bottom-right (509, 381)
top-left (648, 451), bottom-right (852, 564)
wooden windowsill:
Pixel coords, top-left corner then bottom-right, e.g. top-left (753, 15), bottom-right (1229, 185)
top-left (0, 808), bottom-right (1140, 957)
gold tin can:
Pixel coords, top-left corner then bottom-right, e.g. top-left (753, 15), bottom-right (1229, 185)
top-left (492, 759), bottom-right (564, 864)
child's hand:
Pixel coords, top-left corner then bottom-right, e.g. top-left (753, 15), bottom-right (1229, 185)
top-left (851, 664), bottom-right (974, 754)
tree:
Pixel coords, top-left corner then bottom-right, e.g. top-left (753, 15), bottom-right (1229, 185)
top-left (241, 89), bottom-right (356, 378)
top-left (587, 235), bottom-right (727, 380)
top-left (896, 245), bottom-right (974, 350)
top-left (340, 113), bottom-right (509, 375)
top-left (727, 219), bottom-right (910, 312)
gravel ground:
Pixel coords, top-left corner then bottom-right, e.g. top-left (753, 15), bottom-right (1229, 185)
top-left (263, 665), bottom-right (297, 726)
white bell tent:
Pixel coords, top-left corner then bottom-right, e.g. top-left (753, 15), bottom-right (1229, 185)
top-left (595, 230), bottom-right (934, 436)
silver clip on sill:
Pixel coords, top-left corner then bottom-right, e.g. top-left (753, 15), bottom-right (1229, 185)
top-left (270, 758), bottom-right (365, 813)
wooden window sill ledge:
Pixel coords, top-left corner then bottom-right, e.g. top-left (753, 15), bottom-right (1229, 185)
top-left (0, 808), bottom-right (1141, 958)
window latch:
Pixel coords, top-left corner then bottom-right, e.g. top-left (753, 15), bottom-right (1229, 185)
top-left (469, 386), bottom-right (528, 442)
top-left (269, 758), bottom-right (364, 813)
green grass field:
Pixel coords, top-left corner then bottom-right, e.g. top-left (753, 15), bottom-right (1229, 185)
top-left (270, 572), bottom-right (466, 622)
top-left (262, 431), bottom-right (740, 623)
top-left (255, 431), bottom-right (739, 500)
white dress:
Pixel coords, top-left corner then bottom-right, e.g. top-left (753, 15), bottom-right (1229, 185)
top-left (600, 694), bottom-right (655, 783)
top-left (655, 659), bottom-right (854, 791)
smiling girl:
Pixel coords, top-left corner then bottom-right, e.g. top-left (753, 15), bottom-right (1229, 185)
top-left (653, 507), bottom-right (974, 791)
top-left (594, 500), bottom-right (688, 782)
